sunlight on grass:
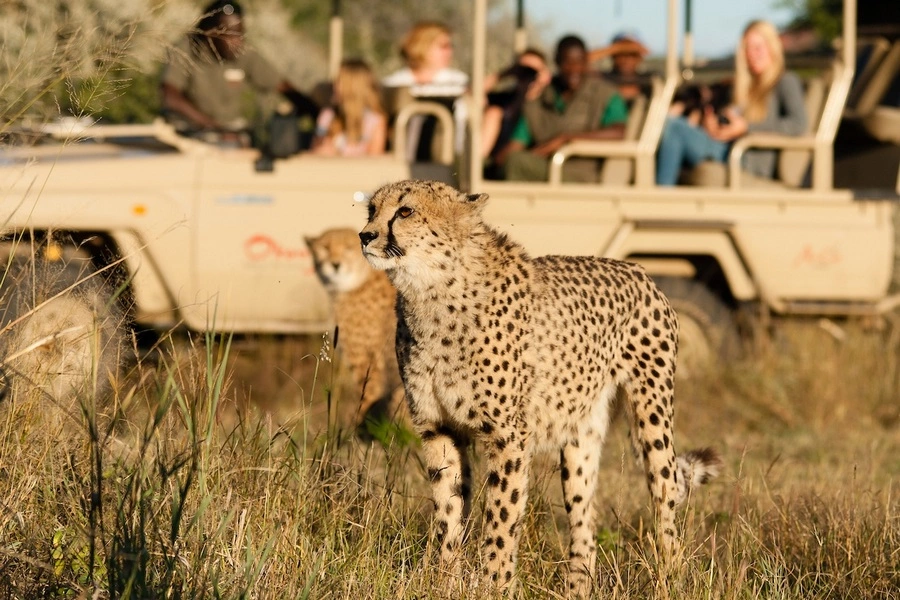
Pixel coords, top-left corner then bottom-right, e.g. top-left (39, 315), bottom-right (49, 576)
top-left (1, 2), bottom-right (898, 596)
top-left (0, 316), bottom-right (898, 598)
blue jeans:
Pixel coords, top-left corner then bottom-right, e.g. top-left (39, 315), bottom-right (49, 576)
top-left (655, 116), bottom-right (730, 185)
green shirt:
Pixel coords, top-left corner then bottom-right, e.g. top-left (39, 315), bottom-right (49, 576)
top-left (510, 91), bottom-right (628, 147)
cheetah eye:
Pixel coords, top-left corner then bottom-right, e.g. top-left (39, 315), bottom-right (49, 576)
top-left (397, 206), bottom-right (414, 219)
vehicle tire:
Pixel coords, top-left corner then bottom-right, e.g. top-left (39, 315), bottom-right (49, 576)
top-left (652, 276), bottom-right (740, 378)
top-left (0, 249), bottom-right (126, 405)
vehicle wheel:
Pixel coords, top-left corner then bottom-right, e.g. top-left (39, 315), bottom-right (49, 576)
top-left (652, 276), bottom-right (740, 378)
top-left (0, 249), bottom-right (126, 405)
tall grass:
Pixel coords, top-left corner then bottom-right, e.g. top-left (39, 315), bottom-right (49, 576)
top-left (0, 317), bottom-right (898, 598)
top-left (1, 2), bottom-right (898, 597)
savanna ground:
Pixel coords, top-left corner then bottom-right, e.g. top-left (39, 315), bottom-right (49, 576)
top-left (0, 312), bottom-right (898, 599)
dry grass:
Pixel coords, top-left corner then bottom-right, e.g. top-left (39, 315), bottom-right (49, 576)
top-left (0, 315), bottom-right (898, 599)
top-left (1, 4), bottom-right (898, 595)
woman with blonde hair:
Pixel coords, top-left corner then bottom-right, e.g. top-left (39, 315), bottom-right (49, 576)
top-left (313, 59), bottom-right (387, 156)
top-left (656, 19), bottom-right (807, 185)
top-left (383, 21), bottom-right (469, 96)
top-left (382, 21), bottom-right (469, 161)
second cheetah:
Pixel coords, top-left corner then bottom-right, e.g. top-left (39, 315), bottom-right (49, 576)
top-left (306, 227), bottom-right (403, 425)
top-left (359, 180), bottom-right (720, 596)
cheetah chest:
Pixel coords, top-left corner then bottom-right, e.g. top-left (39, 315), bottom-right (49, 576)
top-left (397, 282), bottom-right (537, 431)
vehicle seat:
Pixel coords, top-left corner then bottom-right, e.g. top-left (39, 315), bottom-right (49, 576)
top-left (384, 86), bottom-right (457, 184)
top-left (597, 92), bottom-right (649, 185)
top-left (384, 86), bottom-right (456, 163)
top-left (855, 40), bottom-right (900, 144)
top-left (844, 37), bottom-right (892, 117)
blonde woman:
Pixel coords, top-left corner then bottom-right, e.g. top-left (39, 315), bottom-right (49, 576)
top-left (656, 19), bottom-right (807, 185)
top-left (382, 21), bottom-right (468, 96)
top-left (382, 21), bottom-right (469, 161)
top-left (313, 59), bottom-right (387, 156)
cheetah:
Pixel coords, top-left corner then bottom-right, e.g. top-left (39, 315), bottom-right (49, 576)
top-left (306, 228), bottom-right (404, 425)
top-left (358, 180), bottom-right (720, 596)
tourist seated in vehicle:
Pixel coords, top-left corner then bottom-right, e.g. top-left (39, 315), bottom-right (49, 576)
top-left (589, 30), bottom-right (653, 109)
top-left (494, 35), bottom-right (628, 183)
top-left (655, 19), bottom-right (807, 186)
top-left (311, 59), bottom-right (387, 157)
top-left (160, 0), bottom-right (319, 147)
top-left (481, 48), bottom-right (552, 178)
top-left (381, 21), bottom-right (469, 162)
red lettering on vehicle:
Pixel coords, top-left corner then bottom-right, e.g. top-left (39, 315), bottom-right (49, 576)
top-left (792, 244), bottom-right (841, 268)
top-left (244, 234), bottom-right (309, 261)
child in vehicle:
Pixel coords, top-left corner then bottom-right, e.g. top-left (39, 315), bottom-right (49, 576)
top-left (312, 59), bottom-right (387, 157)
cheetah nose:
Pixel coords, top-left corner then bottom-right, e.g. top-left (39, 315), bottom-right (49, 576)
top-left (359, 231), bottom-right (378, 246)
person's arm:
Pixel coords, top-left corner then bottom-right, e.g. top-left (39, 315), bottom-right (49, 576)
top-left (587, 39), bottom-right (649, 64)
top-left (747, 71), bottom-right (808, 136)
top-left (483, 71), bottom-right (501, 93)
top-left (365, 112), bottom-right (388, 156)
top-left (311, 108), bottom-right (337, 155)
top-left (530, 124), bottom-right (626, 157)
top-left (242, 48), bottom-right (320, 118)
top-left (161, 82), bottom-right (220, 130)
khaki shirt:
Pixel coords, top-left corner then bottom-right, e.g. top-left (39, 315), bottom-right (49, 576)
top-left (162, 37), bottom-right (281, 130)
top-left (523, 77), bottom-right (620, 145)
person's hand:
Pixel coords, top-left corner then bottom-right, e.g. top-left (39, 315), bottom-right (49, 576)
top-left (588, 39), bottom-right (649, 63)
top-left (703, 106), bottom-right (748, 142)
top-left (611, 39), bottom-right (649, 57)
top-left (531, 134), bottom-right (571, 157)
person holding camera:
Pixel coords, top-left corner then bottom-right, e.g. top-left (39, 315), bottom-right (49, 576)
top-left (481, 48), bottom-right (551, 164)
top-left (655, 19), bottom-right (807, 185)
top-left (495, 35), bottom-right (628, 182)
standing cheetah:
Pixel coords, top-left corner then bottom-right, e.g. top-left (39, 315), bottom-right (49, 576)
top-left (306, 228), bottom-right (403, 425)
top-left (358, 180), bottom-right (720, 596)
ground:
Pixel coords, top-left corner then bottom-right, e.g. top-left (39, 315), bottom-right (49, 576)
top-left (0, 318), bottom-right (898, 598)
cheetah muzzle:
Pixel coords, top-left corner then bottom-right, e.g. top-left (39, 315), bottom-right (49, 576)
top-left (359, 180), bottom-right (721, 597)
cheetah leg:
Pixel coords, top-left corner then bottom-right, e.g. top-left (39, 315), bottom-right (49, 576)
top-left (420, 426), bottom-right (472, 574)
top-left (353, 363), bottom-right (383, 426)
top-left (481, 431), bottom-right (531, 592)
top-left (561, 383), bottom-right (614, 597)
top-left (626, 376), bottom-right (681, 555)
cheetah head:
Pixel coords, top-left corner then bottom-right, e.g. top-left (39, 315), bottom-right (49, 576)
top-left (358, 180), bottom-right (488, 276)
top-left (305, 227), bottom-right (374, 294)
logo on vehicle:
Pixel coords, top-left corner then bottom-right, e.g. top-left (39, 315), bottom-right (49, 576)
top-left (792, 244), bottom-right (841, 268)
top-left (244, 234), bottom-right (308, 262)
top-left (216, 194), bottom-right (273, 206)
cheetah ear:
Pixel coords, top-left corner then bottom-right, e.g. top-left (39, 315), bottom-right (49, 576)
top-left (458, 192), bottom-right (489, 211)
top-left (303, 235), bottom-right (315, 249)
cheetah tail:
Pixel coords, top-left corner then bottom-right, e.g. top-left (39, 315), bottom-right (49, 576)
top-left (675, 447), bottom-right (722, 503)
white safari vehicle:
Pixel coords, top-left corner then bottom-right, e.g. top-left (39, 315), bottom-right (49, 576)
top-left (1, 0), bottom-right (898, 394)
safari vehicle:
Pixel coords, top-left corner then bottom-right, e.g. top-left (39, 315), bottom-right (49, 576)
top-left (1, 0), bottom-right (899, 394)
